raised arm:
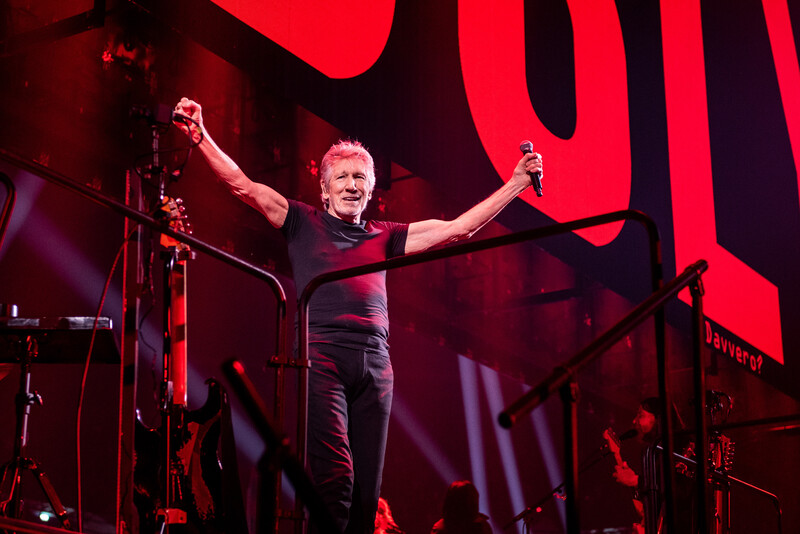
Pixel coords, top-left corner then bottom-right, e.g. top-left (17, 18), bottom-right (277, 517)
top-left (173, 98), bottom-right (289, 228)
top-left (404, 152), bottom-right (542, 254)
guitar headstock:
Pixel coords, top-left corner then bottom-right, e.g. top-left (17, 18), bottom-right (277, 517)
top-left (159, 196), bottom-right (195, 260)
top-left (603, 427), bottom-right (621, 455)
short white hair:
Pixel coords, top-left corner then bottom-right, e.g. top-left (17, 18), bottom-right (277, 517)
top-left (319, 140), bottom-right (376, 209)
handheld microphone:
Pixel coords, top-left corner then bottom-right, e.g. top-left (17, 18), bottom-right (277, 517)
top-left (519, 140), bottom-right (543, 197)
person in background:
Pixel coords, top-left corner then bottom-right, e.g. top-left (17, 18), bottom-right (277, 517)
top-left (374, 497), bottom-right (404, 534)
top-left (430, 480), bottom-right (493, 534)
top-left (612, 397), bottom-right (695, 534)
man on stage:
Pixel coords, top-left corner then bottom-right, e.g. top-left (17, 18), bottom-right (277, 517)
top-left (173, 97), bottom-right (543, 533)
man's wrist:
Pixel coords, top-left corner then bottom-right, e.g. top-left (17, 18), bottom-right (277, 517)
top-left (192, 126), bottom-right (204, 144)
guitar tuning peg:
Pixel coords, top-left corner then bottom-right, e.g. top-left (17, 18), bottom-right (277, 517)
top-left (185, 223), bottom-right (193, 234)
top-left (175, 198), bottom-right (184, 205)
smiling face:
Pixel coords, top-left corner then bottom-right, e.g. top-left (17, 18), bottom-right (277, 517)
top-left (321, 157), bottom-right (373, 224)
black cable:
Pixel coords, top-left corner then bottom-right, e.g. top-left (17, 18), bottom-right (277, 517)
top-left (132, 145), bottom-right (191, 186)
top-left (171, 112), bottom-right (204, 148)
top-left (167, 113), bottom-right (203, 183)
top-left (131, 112), bottom-right (203, 191)
top-left (91, 112), bottom-right (201, 529)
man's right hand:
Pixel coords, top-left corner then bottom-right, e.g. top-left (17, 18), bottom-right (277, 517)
top-left (170, 97), bottom-right (289, 228)
top-left (173, 97), bottom-right (204, 145)
top-left (613, 461), bottom-right (639, 487)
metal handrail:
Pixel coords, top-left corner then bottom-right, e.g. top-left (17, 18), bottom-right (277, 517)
top-left (0, 147), bottom-right (287, 340)
top-left (500, 259), bottom-right (708, 534)
top-left (0, 146), bottom-right (290, 532)
top-left (498, 260), bottom-right (706, 426)
top-left (297, 209), bottom-right (665, 530)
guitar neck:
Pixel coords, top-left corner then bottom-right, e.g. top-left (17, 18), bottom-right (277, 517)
top-left (160, 196), bottom-right (194, 411)
top-left (603, 428), bottom-right (624, 467)
top-left (168, 258), bottom-right (188, 408)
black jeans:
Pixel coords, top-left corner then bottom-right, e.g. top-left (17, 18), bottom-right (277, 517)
top-left (306, 342), bottom-right (394, 534)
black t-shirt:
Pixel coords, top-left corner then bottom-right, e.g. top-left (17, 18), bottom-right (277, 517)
top-left (281, 199), bottom-right (409, 350)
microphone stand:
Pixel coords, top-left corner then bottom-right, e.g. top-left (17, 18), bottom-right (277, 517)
top-left (504, 445), bottom-right (614, 530)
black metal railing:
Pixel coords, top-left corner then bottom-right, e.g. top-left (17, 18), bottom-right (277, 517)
top-left (500, 259), bottom-right (708, 534)
top-left (0, 148), bottom-right (288, 352)
top-left (0, 147), bottom-right (290, 531)
top-left (298, 209), bottom-right (665, 533)
top-left (8, 144), bottom-right (723, 533)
